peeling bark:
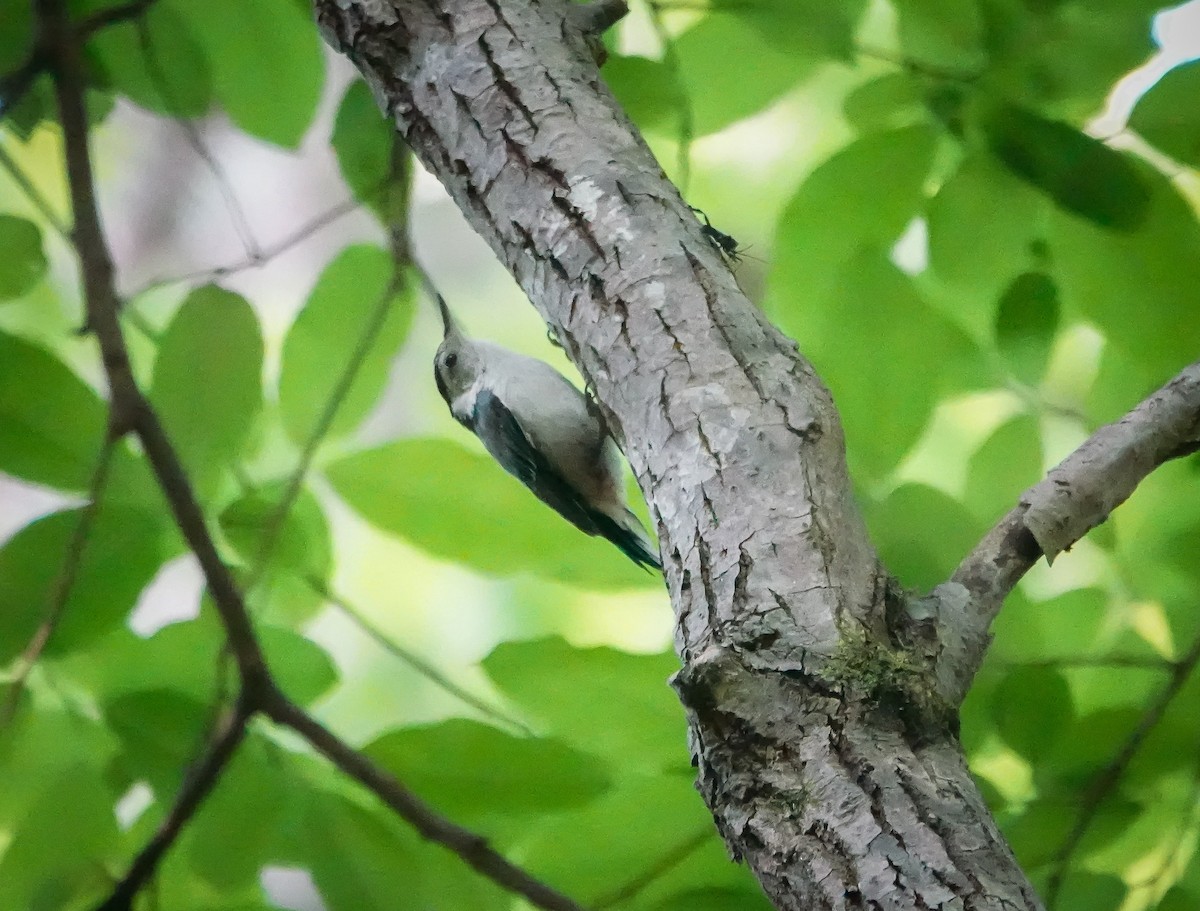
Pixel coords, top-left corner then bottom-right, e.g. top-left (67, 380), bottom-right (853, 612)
top-left (312, 1), bottom-right (1043, 907)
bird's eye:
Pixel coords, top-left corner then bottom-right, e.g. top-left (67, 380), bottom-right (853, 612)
top-left (445, 352), bottom-right (458, 369)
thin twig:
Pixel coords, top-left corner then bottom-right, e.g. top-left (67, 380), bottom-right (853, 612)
top-left (0, 140), bottom-right (71, 239)
top-left (592, 826), bottom-right (712, 908)
top-left (644, 0), bottom-right (693, 192)
top-left (0, 433), bottom-right (117, 728)
top-left (133, 16), bottom-right (261, 260)
top-left (261, 692), bottom-right (588, 911)
top-left (44, 6), bottom-right (592, 909)
top-left (1044, 627), bottom-right (1200, 907)
top-left (307, 576), bottom-right (534, 737)
top-left (247, 141), bottom-right (412, 587)
top-left (127, 195), bottom-right (364, 298)
top-left (935, 359), bottom-right (1200, 703)
top-left (95, 697), bottom-right (251, 911)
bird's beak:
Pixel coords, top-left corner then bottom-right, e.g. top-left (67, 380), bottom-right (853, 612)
top-left (436, 295), bottom-right (459, 339)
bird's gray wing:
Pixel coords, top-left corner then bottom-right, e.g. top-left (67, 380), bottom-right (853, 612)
top-left (472, 388), bottom-right (603, 537)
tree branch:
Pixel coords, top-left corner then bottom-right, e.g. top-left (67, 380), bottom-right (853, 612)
top-left (927, 360), bottom-right (1200, 703)
top-left (95, 697), bottom-right (251, 911)
top-left (260, 692), bottom-right (587, 911)
top-left (42, 5), bottom-right (592, 910)
top-left (1044, 625), bottom-right (1200, 906)
top-left (0, 432), bottom-right (116, 728)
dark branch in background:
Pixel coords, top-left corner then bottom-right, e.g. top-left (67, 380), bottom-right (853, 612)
top-left (306, 576), bottom-right (535, 737)
top-left (1044, 624), bottom-right (1200, 907)
top-left (261, 694), bottom-right (586, 911)
top-left (95, 699), bottom-right (250, 911)
top-left (35, 2), bottom-right (591, 909)
top-left (591, 826), bottom-right (712, 909)
top-left (247, 142), bottom-right (413, 591)
top-left (921, 359), bottom-right (1200, 704)
top-left (0, 0), bottom-right (157, 117)
top-left (0, 433), bottom-right (117, 728)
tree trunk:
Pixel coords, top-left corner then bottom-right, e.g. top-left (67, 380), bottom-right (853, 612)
top-left (312, 0), bottom-right (1043, 907)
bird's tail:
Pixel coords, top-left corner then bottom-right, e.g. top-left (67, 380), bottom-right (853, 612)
top-left (593, 508), bottom-right (662, 571)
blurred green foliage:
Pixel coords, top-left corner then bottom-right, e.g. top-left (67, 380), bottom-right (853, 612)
top-left (2, 0), bottom-right (1199, 909)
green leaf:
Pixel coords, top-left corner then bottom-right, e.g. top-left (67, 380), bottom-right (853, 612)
top-left (150, 285), bottom-right (263, 500)
top-left (86, 4), bottom-right (212, 117)
top-left (995, 272), bottom-right (1060, 385)
top-left (0, 0), bottom-right (33, 74)
top-left (364, 719), bottom-right (610, 820)
top-left (989, 588), bottom-right (1133, 664)
top-left (892, 0), bottom-right (986, 69)
top-left (1158, 887), bottom-right (1200, 911)
top-left (483, 637), bottom-right (684, 770)
top-left (1048, 161), bottom-right (1200, 374)
top-left (166, 0), bottom-right (324, 147)
top-left (842, 73), bottom-right (925, 133)
top-left (1056, 873), bottom-right (1126, 911)
top-left (219, 483), bottom-right (332, 580)
top-left (865, 483), bottom-right (982, 589)
top-left (965, 414), bottom-right (1042, 524)
top-left (0, 764), bottom-right (117, 911)
top-left (779, 255), bottom-right (982, 482)
top-left (326, 439), bottom-right (655, 588)
top-left (521, 774), bottom-right (715, 901)
top-left (332, 80), bottom-right (393, 218)
top-left (0, 331), bottom-right (107, 490)
top-left (673, 12), bottom-right (816, 137)
top-left (0, 216), bottom-right (46, 299)
top-left (104, 688), bottom-right (209, 792)
top-left (278, 246), bottom-right (413, 446)
top-left (0, 505), bottom-right (173, 662)
top-left (1004, 797), bottom-right (1139, 867)
top-left (604, 55), bottom-right (685, 132)
top-left (298, 790), bottom-right (427, 911)
top-left (187, 738), bottom-right (289, 889)
top-left (1130, 61), bottom-right (1200, 166)
top-left (980, 103), bottom-right (1150, 231)
top-left (260, 626), bottom-right (338, 705)
top-left (975, 0), bottom-right (1158, 117)
top-left (739, 0), bottom-right (865, 61)
top-left (926, 152), bottom-right (1046, 290)
top-left (770, 124), bottom-right (938, 311)
top-left (992, 667), bottom-right (1072, 762)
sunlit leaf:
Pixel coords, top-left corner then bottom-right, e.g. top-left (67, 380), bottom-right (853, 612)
top-left (87, 4), bottom-right (212, 117)
top-left (278, 246), bottom-right (413, 446)
top-left (326, 438), bottom-right (655, 588)
top-left (0, 505), bottom-right (174, 662)
top-left (150, 285), bottom-right (262, 501)
top-left (167, 0), bottom-right (324, 147)
top-left (484, 637), bottom-right (684, 770)
top-left (771, 125), bottom-right (938, 311)
top-left (365, 719), bottom-right (610, 820)
top-left (1130, 60), bottom-right (1200, 167)
top-left (332, 80), bottom-right (393, 218)
top-left (995, 272), bottom-right (1059, 385)
top-left (992, 667), bottom-right (1072, 762)
top-left (0, 216), bottom-right (46, 299)
top-left (0, 331), bottom-right (106, 490)
top-left (965, 414), bottom-right (1042, 524)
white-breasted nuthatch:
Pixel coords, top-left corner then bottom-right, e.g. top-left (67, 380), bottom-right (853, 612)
top-left (433, 296), bottom-right (661, 571)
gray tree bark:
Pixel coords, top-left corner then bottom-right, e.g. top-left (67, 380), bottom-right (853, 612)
top-left (308, 1), bottom-right (1078, 908)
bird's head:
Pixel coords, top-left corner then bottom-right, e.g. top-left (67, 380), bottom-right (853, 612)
top-left (433, 295), bottom-right (480, 406)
